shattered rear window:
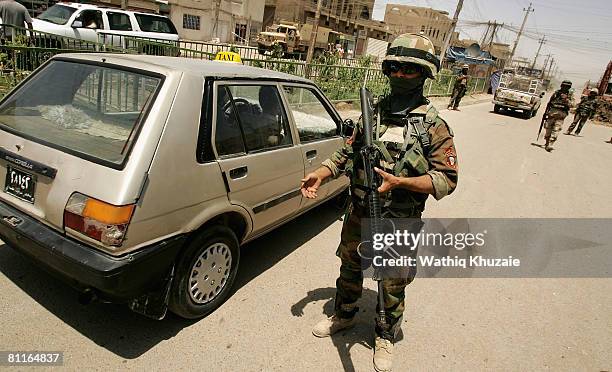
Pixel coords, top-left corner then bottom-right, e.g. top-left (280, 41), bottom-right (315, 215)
top-left (0, 60), bottom-right (162, 167)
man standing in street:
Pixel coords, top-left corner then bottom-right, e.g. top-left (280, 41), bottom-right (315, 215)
top-left (542, 80), bottom-right (573, 152)
top-left (0, 0), bottom-right (34, 43)
top-left (448, 64), bottom-right (469, 110)
top-left (565, 88), bottom-right (599, 136)
top-left (301, 33), bottom-right (458, 371)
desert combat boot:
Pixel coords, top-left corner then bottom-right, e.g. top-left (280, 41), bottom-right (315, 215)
top-left (373, 336), bottom-right (394, 372)
top-left (312, 315), bottom-right (356, 337)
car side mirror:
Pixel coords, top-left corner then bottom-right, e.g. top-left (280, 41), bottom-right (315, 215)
top-left (342, 118), bottom-right (355, 137)
top-left (71, 20), bottom-right (83, 28)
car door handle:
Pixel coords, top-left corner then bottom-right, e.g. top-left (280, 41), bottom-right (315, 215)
top-left (229, 166), bottom-right (248, 180)
top-left (306, 150), bottom-right (317, 160)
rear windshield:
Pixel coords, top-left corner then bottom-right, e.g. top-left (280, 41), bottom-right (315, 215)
top-left (0, 60), bottom-right (162, 167)
top-left (135, 14), bottom-right (178, 34)
top-left (37, 4), bottom-right (77, 25)
top-left (506, 76), bottom-right (534, 92)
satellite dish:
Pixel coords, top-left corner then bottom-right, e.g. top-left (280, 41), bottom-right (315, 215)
top-left (465, 43), bottom-right (481, 57)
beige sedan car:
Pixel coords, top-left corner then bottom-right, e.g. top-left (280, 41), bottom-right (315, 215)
top-left (0, 54), bottom-right (348, 319)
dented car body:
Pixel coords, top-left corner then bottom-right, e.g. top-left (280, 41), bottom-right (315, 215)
top-left (0, 54), bottom-right (348, 319)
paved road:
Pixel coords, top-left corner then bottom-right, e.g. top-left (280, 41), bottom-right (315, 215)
top-left (1, 101), bottom-right (611, 371)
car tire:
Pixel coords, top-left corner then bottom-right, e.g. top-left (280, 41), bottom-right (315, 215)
top-left (168, 225), bottom-right (240, 319)
top-left (524, 109), bottom-right (533, 119)
top-left (494, 104), bottom-right (501, 113)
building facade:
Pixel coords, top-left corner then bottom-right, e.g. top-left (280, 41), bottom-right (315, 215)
top-left (169, 0), bottom-right (265, 43)
top-left (383, 3), bottom-right (457, 54)
top-left (264, 0), bottom-right (391, 56)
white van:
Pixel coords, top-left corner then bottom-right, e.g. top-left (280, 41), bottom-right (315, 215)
top-left (31, 3), bottom-right (179, 46)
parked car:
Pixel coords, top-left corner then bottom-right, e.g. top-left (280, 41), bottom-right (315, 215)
top-left (492, 73), bottom-right (545, 119)
top-left (31, 3), bottom-right (179, 49)
top-left (0, 54), bottom-right (348, 319)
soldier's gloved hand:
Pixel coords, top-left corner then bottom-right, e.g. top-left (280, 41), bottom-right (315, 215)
top-left (374, 167), bottom-right (399, 193)
top-left (301, 172), bottom-right (322, 199)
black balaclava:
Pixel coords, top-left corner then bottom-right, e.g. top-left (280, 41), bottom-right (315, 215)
top-left (387, 75), bottom-right (427, 117)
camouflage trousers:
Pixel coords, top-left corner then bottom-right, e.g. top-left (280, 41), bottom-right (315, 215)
top-left (334, 202), bottom-right (416, 340)
top-left (448, 88), bottom-right (466, 109)
top-left (567, 113), bottom-right (589, 134)
top-left (544, 117), bottom-right (564, 145)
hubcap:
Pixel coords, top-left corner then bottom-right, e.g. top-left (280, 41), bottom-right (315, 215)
top-left (188, 242), bottom-right (232, 304)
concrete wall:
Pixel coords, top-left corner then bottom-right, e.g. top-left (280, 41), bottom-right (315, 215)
top-left (169, 0), bottom-right (264, 43)
top-left (384, 4), bottom-right (453, 53)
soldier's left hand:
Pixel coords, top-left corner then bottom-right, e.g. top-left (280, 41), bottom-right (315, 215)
top-left (374, 167), bottom-right (399, 193)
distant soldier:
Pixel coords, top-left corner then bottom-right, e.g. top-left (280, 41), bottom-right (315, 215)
top-left (0, 0), bottom-right (34, 43)
top-left (448, 64), bottom-right (469, 110)
top-left (565, 88), bottom-right (599, 136)
top-left (542, 80), bottom-right (573, 152)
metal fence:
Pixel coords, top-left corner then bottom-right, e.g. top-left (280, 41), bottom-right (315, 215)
top-left (0, 24), bottom-right (489, 101)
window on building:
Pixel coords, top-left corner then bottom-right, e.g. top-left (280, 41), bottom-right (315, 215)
top-left (234, 23), bottom-right (247, 43)
top-left (183, 14), bottom-right (200, 30)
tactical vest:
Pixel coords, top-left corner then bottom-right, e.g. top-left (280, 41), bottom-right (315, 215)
top-left (348, 102), bottom-right (439, 218)
top-left (548, 90), bottom-right (571, 114)
top-left (577, 97), bottom-right (597, 116)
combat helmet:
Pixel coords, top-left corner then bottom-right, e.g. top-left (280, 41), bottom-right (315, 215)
top-left (560, 80), bottom-right (572, 89)
top-left (589, 88), bottom-right (599, 95)
top-left (383, 33), bottom-right (440, 79)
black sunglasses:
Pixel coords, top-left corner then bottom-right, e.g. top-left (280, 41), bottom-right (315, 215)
top-left (387, 62), bottom-right (423, 75)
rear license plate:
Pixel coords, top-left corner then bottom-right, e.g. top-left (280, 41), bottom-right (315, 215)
top-left (5, 165), bottom-right (36, 203)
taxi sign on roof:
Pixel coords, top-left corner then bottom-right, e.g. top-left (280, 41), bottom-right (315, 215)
top-left (214, 51), bottom-right (242, 63)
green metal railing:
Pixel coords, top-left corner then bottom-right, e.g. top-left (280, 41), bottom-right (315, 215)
top-left (0, 24), bottom-right (489, 101)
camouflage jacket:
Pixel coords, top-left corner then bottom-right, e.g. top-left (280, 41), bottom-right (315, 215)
top-left (322, 96), bottom-right (458, 218)
top-left (453, 74), bottom-right (469, 92)
top-left (545, 89), bottom-right (573, 116)
top-left (576, 96), bottom-right (598, 118)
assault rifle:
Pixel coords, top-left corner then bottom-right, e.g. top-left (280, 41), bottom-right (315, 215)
top-left (537, 112), bottom-right (548, 141)
top-left (358, 87), bottom-right (388, 334)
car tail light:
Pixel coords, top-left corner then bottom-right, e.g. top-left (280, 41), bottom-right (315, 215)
top-left (64, 193), bottom-right (135, 247)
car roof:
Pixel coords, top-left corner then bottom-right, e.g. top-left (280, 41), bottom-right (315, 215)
top-left (57, 2), bottom-right (169, 17)
top-left (53, 53), bottom-right (314, 83)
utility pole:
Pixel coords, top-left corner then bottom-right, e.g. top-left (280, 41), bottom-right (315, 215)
top-left (546, 58), bottom-right (555, 80)
top-left (306, 0), bottom-right (323, 65)
top-left (530, 35), bottom-right (545, 70)
top-left (487, 21), bottom-right (503, 50)
top-left (540, 53), bottom-right (551, 78)
top-left (212, 0), bottom-right (221, 40)
top-left (508, 2), bottom-right (534, 67)
top-left (439, 0), bottom-right (464, 65)
top-left (480, 21), bottom-right (491, 46)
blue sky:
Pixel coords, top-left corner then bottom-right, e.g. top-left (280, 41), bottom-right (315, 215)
top-left (372, 0), bottom-right (611, 88)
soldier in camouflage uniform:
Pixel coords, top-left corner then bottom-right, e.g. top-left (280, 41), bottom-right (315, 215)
top-left (542, 80), bottom-right (573, 152)
top-left (448, 64), bottom-right (469, 110)
top-left (565, 88), bottom-right (599, 136)
top-left (301, 34), bottom-right (458, 372)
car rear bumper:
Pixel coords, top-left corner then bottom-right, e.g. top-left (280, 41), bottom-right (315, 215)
top-left (0, 199), bottom-right (186, 302)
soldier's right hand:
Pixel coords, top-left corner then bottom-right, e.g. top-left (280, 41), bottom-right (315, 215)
top-left (301, 172), bottom-right (322, 199)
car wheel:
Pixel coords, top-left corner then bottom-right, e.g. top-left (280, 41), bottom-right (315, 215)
top-left (494, 104), bottom-right (501, 113)
top-left (169, 225), bottom-right (240, 319)
top-left (524, 110), bottom-right (533, 119)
